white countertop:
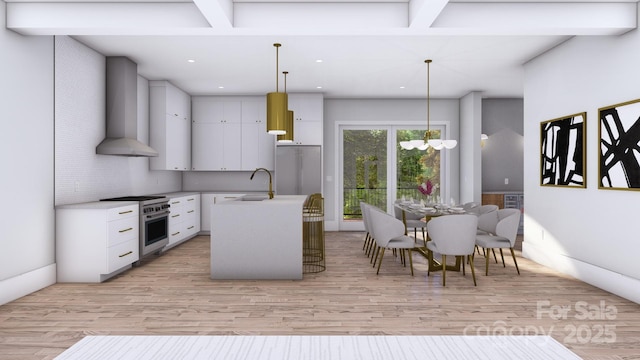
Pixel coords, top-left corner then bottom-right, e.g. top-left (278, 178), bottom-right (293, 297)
top-left (56, 201), bottom-right (137, 210)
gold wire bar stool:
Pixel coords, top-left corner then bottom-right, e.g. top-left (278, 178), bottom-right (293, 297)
top-left (303, 193), bottom-right (325, 274)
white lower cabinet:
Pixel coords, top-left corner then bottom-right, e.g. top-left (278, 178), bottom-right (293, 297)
top-left (164, 193), bottom-right (201, 250)
top-left (56, 202), bottom-right (140, 283)
top-left (200, 193), bottom-right (245, 233)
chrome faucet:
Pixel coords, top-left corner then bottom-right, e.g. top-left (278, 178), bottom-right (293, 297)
top-left (250, 168), bottom-right (274, 199)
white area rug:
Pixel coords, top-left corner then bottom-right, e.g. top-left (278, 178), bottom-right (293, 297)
top-left (55, 335), bottom-right (582, 359)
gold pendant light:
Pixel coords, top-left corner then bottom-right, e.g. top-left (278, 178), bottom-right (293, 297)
top-left (267, 43), bottom-right (288, 135)
top-left (278, 71), bottom-right (294, 143)
top-left (400, 59), bottom-right (457, 151)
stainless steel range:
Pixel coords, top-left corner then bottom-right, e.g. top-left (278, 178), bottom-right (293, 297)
top-left (101, 195), bottom-right (170, 258)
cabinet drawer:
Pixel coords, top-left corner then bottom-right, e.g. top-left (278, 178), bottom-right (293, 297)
top-left (169, 209), bottom-right (185, 225)
top-left (168, 222), bottom-right (185, 245)
top-left (184, 196), bottom-right (198, 210)
top-left (107, 204), bottom-right (138, 221)
top-left (169, 198), bottom-right (183, 207)
top-left (107, 217), bottom-right (138, 247)
top-left (106, 239), bottom-right (139, 273)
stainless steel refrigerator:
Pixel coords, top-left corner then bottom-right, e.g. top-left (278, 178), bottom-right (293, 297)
top-left (275, 145), bottom-right (322, 195)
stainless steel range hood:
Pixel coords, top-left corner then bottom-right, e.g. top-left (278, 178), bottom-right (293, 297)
top-left (96, 56), bottom-right (158, 157)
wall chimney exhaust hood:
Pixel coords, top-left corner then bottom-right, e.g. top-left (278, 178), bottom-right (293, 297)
top-left (96, 56), bottom-right (158, 157)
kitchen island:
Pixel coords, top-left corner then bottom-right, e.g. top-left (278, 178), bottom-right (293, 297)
top-left (210, 195), bottom-right (307, 280)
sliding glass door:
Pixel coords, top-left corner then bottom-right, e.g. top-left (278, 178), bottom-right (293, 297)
top-left (339, 125), bottom-right (445, 231)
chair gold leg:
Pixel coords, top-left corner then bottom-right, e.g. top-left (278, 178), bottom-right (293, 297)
top-left (408, 249), bottom-right (414, 276)
top-left (510, 248), bottom-right (520, 275)
top-left (469, 255), bottom-right (477, 286)
top-left (485, 248), bottom-right (490, 276)
top-left (442, 254), bottom-right (447, 286)
top-left (461, 256), bottom-right (466, 275)
top-left (363, 233), bottom-right (369, 251)
top-left (372, 245), bottom-right (380, 266)
top-left (500, 248), bottom-right (505, 267)
top-left (427, 249), bottom-right (432, 277)
top-left (376, 248), bottom-right (386, 275)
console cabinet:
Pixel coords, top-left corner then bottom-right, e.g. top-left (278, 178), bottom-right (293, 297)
top-left (56, 202), bottom-right (140, 282)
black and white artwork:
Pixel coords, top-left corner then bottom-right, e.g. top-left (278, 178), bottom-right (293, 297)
top-left (540, 113), bottom-right (586, 187)
top-left (599, 99), bottom-right (640, 190)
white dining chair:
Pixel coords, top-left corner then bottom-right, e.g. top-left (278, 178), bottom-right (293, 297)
top-left (359, 201), bottom-right (375, 258)
top-left (393, 200), bottom-right (427, 240)
top-left (475, 208), bottom-right (522, 276)
top-left (426, 214), bottom-right (479, 286)
top-left (366, 204), bottom-right (417, 276)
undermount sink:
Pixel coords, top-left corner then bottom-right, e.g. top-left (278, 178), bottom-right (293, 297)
top-left (240, 195), bottom-right (270, 201)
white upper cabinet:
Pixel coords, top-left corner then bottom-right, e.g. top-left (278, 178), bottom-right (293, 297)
top-left (191, 96), bottom-right (274, 171)
top-left (241, 98), bottom-right (274, 170)
top-left (149, 80), bottom-right (191, 171)
top-left (280, 93), bottom-right (323, 145)
top-left (192, 98), bottom-right (241, 124)
top-left (192, 121), bottom-right (242, 171)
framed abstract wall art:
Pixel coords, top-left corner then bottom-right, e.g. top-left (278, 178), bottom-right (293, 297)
top-left (599, 98), bottom-right (640, 190)
top-left (540, 112), bottom-right (586, 187)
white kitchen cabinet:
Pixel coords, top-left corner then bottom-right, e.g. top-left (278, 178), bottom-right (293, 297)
top-left (191, 122), bottom-right (242, 170)
top-left (163, 193), bottom-right (201, 250)
top-left (192, 96), bottom-right (274, 171)
top-left (280, 93), bottom-right (323, 145)
top-left (192, 97), bottom-right (241, 124)
top-left (149, 80), bottom-right (191, 170)
top-left (200, 193), bottom-right (245, 233)
top-left (56, 202), bottom-right (140, 283)
top-left (241, 98), bottom-right (274, 170)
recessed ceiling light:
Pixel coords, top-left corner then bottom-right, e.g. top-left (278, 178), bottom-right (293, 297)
top-left (187, 59), bottom-right (195, 63)
top-left (218, 86), bottom-right (224, 89)
top-left (399, 86), bottom-right (405, 89)
top-left (316, 60), bottom-right (323, 63)
top-left (316, 86), bottom-right (323, 89)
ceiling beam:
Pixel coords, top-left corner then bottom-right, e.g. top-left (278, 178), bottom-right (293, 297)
top-left (6, 1), bottom-right (637, 36)
top-left (6, 2), bottom-right (211, 36)
top-left (408, 0), bottom-right (450, 30)
top-left (192, 0), bottom-right (233, 29)
top-left (431, 2), bottom-right (637, 36)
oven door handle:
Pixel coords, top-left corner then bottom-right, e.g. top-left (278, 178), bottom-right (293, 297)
top-left (146, 211), bottom-right (170, 220)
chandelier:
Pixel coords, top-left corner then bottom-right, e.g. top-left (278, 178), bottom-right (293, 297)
top-left (400, 59), bottom-right (457, 150)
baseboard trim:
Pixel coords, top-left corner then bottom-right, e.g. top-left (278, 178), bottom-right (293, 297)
top-left (523, 242), bottom-right (640, 304)
top-left (0, 264), bottom-right (56, 305)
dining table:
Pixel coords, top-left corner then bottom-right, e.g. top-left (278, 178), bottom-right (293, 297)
top-left (394, 201), bottom-right (468, 273)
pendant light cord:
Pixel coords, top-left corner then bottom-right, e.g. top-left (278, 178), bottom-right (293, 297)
top-left (274, 43), bottom-right (281, 93)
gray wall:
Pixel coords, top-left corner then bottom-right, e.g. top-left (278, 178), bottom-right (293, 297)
top-left (481, 99), bottom-right (524, 192)
top-left (0, 2), bottom-right (55, 304)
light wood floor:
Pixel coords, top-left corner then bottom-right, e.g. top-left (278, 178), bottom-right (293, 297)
top-left (1, 232), bottom-right (639, 360)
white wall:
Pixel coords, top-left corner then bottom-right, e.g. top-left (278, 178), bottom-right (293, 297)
top-left (0, 2), bottom-right (56, 304)
top-left (323, 98), bottom-right (460, 230)
top-left (523, 15), bottom-right (640, 303)
top-left (54, 36), bottom-right (181, 206)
